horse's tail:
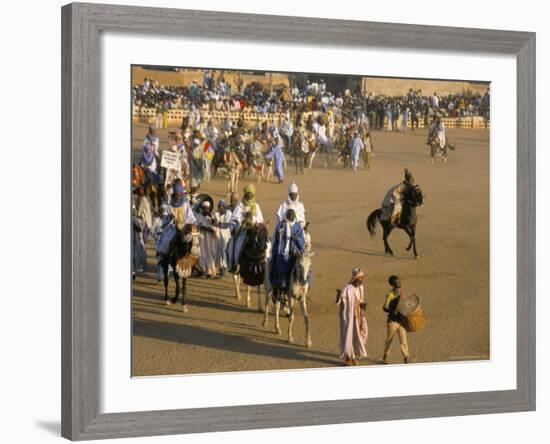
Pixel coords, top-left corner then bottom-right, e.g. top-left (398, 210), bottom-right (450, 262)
top-left (366, 209), bottom-right (382, 237)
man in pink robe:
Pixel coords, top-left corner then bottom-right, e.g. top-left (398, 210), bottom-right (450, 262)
top-left (337, 268), bottom-right (368, 366)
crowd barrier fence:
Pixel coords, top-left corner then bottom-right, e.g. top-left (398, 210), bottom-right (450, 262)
top-left (132, 107), bottom-right (490, 130)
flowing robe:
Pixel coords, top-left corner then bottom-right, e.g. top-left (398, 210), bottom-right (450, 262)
top-left (350, 136), bottom-right (364, 170)
top-left (189, 145), bottom-right (204, 187)
top-left (213, 209), bottom-right (232, 270)
top-left (196, 212), bottom-right (218, 276)
top-left (136, 195), bottom-right (153, 230)
top-left (381, 181), bottom-right (407, 221)
top-left (428, 122), bottom-right (446, 148)
top-left (132, 216), bottom-right (147, 273)
top-left (337, 284), bottom-right (368, 360)
top-left (275, 198), bottom-right (306, 227)
top-left (226, 202), bottom-right (264, 271)
top-left (265, 142), bottom-right (285, 181)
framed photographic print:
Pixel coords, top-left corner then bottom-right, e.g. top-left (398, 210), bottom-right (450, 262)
top-left (61, 2), bottom-right (535, 440)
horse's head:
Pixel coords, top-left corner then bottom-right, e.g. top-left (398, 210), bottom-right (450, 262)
top-left (294, 251), bottom-right (315, 286)
top-left (245, 223), bottom-right (269, 258)
top-left (406, 184), bottom-right (424, 207)
top-left (176, 224), bottom-right (197, 256)
top-left (303, 222), bottom-right (312, 252)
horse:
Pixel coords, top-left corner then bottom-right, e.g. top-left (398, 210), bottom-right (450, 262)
top-left (233, 223), bottom-right (270, 310)
top-left (428, 135), bottom-right (456, 164)
top-left (366, 184), bottom-right (424, 258)
top-left (247, 139), bottom-right (271, 182)
top-left (216, 149), bottom-right (245, 195)
top-left (160, 224), bottom-right (200, 312)
top-left (132, 163), bottom-right (162, 211)
top-left (263, 225), bottom-right (314, 347)
top-left (334, 130), bottom-right (351, 168)
top-left (320, 136), bottom-right (335, 168)
top-left (291, 131), bottom-right (307, 175)
top-left (305, 131), bottom-right (318, 170)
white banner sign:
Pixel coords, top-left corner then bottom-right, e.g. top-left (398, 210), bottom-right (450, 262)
top-left (160, 151), bottom-right (180, 170)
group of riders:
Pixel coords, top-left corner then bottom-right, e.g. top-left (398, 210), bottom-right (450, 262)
top-left (131, 101), bottom-right (439, 266)
top-left (134, 109), bottom-right (449, 222)
top-left (132, 109), bottom-right (420, 284)
top-left (131, 107), bottom-right (428, 351)
top-left (134, 110), bottom-right (378, 199)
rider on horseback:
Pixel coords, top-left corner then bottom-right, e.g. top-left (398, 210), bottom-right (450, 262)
top-left (165, 182), bottom-right (196, 230)
top-left (270, 208), bottom-right (306, 292)
top-left (427, 114), bottom-right (446, 149)
top-left (276, 182), bottom-right (306, 227)
top-left (381, 169), bottom-right (416, 224)
top-left (227, 183), bottom-right (265, 273)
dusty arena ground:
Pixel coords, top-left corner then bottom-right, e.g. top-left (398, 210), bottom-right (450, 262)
top-left (131, 123), bottom-right (490, 376)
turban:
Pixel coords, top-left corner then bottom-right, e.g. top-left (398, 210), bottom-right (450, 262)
top-left (350, 268), bottom-right (365, 283)
top-left (288, 182), bottom-right (298, 194)
top-left (174, 183), bottom-right (185, 194)
top-left (242, 184), bottom-right (257, 216)
top-left (142, 144), bottom-right (154, 164)
top-left (243, 183), bottom-right (256, 196)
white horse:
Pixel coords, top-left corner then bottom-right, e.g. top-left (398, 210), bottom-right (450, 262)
top-left (263, 228), bottom-right (314, 347)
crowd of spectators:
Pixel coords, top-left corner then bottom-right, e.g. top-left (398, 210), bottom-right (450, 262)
top-left (132, 70), bottom-right (490, 127)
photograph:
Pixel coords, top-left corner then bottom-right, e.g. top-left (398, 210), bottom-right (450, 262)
top-left (130, 65), bottom-right (491, 376)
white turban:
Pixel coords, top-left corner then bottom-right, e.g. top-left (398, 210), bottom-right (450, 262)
top-left (288, 183), bottom-right (298, 194)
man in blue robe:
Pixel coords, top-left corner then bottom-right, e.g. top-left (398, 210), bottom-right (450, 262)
top-left (270, 209), bottom-right (305, 291)
top-left (265, 132), bottom-right (285, 183)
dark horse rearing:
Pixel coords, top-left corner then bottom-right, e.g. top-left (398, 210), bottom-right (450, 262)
top-left (160, 224), bottom-right (198, 312)
top-left (366, 184), bottom-right (424, 258)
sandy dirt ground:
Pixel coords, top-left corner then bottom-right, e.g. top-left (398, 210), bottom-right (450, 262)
top-left (131, 124), bottom-right (489, 376)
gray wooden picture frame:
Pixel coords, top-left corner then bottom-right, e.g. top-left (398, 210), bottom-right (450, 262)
top-left (61, 2), bottom-right (536, 440)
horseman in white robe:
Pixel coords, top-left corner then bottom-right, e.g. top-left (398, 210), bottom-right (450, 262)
top-left (381, 169), bottom-right (416, 224)
top-left (427, 115), bottom-right (446, 149)
top-left (226, 183), bottom-right (265, 273)
top-left (276, 182), bottom-right (306, 227)
top-left (270, 208), bottom-right (306, 292)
